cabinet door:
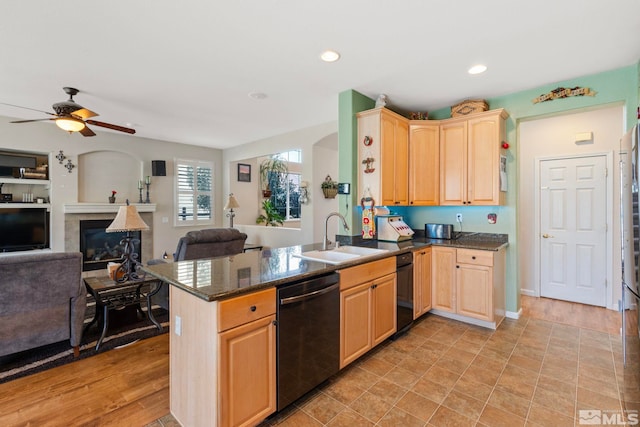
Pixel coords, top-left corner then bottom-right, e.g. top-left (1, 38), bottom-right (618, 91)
top-left (440, 120), bottom-right (467, 205)
top-left (467, 115), bottom-right (501, 205)
top-left (456, 263), bottom-right (493, 321)
top-left (219, 314), bottom-right (276, 427)
top-left (409, 124), bottom-right (439, 205)
top-left (413, 248), bottom-right (432, 318)
top-left (340, 282), bottom-right (372, 368)
top-left (372, 273), bottom-right (397, 346)
top-left (432, 246), bottom-right (456, 312)
top-left (381, 113), bottom-right (409, 206)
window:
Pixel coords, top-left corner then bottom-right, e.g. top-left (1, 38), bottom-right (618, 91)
top-left (267, 150), bottom-right (302, 220)
top-left (175, 159), bottom-right (213, 225)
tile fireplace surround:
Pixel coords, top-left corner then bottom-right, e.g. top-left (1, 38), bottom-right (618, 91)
top-left (64, 203), bottom-right (155, 278)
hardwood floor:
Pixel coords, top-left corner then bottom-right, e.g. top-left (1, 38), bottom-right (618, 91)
top-left (0, 334), bottom-right (170, 427)
top-left (0, 295), bottom-right (623, 426)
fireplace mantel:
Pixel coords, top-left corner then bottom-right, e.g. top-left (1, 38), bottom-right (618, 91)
top-left (64, 203), bottom-right (156, 214)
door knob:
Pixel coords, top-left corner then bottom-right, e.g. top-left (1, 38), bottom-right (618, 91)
top-left (542, 233), bottom-right (554, 238)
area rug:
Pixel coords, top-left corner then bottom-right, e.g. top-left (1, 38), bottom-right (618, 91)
top-left (0, 305), bottom-right (169, 385)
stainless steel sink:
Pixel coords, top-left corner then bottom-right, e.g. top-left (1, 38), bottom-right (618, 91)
top-left (293, 246), bottom-right (389, 265)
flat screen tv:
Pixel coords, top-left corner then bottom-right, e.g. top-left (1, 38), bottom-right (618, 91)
top-left (0, 208), bottom-right (49, 252)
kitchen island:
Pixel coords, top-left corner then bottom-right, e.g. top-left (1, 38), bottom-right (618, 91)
top-left (141, 234), bottom-right (507, 427)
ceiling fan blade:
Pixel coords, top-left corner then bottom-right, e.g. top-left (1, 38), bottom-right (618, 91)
top-left (72, 108), bottom-right (98, 119)
top-left (0, 102), bottom-right (56, 116)
top-left (86, 120), bottom-right (136, 134)
top-left (10, 118), bottom-right (55, 123)
top-left (79, 125), bottom-right (96, 137)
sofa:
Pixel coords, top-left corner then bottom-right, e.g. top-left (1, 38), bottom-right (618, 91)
top-left (0, 252), bottom-right (86, 357)
top-left (150, 228), bottom-right (248, 310)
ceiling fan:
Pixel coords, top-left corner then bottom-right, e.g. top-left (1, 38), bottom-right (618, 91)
top-left (2, 87), bottom-right (135, 137)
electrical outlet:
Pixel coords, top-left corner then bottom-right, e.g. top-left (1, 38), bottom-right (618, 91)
top-left (456, 213), bottom-right (463, 223)
top-left (174, 315), bottom-right (182, 336)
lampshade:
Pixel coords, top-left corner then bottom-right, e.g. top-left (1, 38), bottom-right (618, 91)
top-left (224, 193), bottom-right (240, 210)
top-left (55, 117), bottom-right (85, 132)
top-left (106, 203), bottom-right (150, 232)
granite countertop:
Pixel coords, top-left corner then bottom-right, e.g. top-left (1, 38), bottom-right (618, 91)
top-left (141, 233), bottom-right (508, 302)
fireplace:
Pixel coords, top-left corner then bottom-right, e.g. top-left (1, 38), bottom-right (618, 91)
top-left (79, 219), bottom-right (142, 272)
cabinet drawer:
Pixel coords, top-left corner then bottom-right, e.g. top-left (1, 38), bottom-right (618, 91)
top-left (218, 288), bottom-right (276, 332)
top-left (338, 257), bottom-right (395, 291)
top-left (456, 249), bottom-right (493, 267)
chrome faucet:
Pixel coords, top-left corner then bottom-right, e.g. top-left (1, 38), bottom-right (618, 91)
top-left (324, 212), bottom-right (349, 250)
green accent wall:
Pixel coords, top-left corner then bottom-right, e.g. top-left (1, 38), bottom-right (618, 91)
top-left (338, 63), bottom-right (639, 315)
top-left (338, 90), bottom-right (375, 232)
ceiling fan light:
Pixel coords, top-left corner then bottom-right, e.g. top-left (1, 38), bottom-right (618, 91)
top-left (56, 117), bottom-right (85, 132)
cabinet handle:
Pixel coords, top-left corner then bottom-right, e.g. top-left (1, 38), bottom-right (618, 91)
top-left (272, 320), bottom-right (277, 326)
top-left (250, 305), bottom-right (257, 312)
top-left (456, 265), bottom-right (460, 268)
top-left (472, 256), bottom-right (476, 260)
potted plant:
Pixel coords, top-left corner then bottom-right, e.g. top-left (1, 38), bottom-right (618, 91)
top-left (256, 199), bottom-right (285, 227)
top-left (259, 157), bottom-right (288, 198)
top-left (321, 175), bottom-right (338, 199)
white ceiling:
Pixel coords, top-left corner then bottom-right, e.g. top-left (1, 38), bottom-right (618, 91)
top-left (1, 1), bottom-right (639, 149)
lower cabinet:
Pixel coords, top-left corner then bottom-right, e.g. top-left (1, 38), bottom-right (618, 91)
top-left (413, 247), bottom-right (432, 318)
top-left (338, 257), bottom-right (396, 368)
top-left (431, 246), bottom-right (506, 328)
top-left (169, 286), bottom-right (276, 427)
top-left (219, 314), bottom-right (276, 427)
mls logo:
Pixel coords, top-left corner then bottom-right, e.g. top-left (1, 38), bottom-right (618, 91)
top-left (579, 410), bottom-right (601, 424)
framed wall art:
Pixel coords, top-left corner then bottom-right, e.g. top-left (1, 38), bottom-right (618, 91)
top-left (238, 163), bottom-right (251, 182)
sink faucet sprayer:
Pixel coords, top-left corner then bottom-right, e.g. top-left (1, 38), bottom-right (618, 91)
top-left (324, 212), bottom-right (349, 250)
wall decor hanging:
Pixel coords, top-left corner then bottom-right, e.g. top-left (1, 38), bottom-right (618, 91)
top-left (532, 86), bottom-right (596, 104)
top-left (56, 150), bottom-right (66, 164)
top-left (64, 159), bottom-right (75, 173)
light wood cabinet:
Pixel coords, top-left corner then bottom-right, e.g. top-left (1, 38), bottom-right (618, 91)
top-left (218, 289), bottom-right (276, 427)
top-left (409, 122), bottom-right (440, 206)
top-left (169, 286), bottom-right (276, 427)
top-left (440, 109), bottom-right (508, 206)
top-left (339, 257), bottom-right (396, 368)
top-left (413, 247), bottom-right (432, 318)
top-left (431, 246), bottom-right (456, 313)
top-left (357, 107), bottom-right (409, 206)
top-left (431, 246), bottom-right (506, 329)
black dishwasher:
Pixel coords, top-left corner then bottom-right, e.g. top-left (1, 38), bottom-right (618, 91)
top-left (276, 272), bottom-right (340, 411)
top-left (395, 252), bottom-right (414, 337)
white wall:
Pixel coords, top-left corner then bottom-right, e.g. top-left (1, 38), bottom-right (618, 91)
top-left (224, 121), bottom-right (338, 248)
top-left (0, 115), bottom-right (223, 259)
top-left (518, 104), bottom-right (624, 308)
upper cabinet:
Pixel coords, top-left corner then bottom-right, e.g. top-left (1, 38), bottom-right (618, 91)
top-left (357, 108), bottom-right (409, 206)
top-left (409, 122), bottom-right (440, 206)
top-left (440, 109), bottom-right (508, 206)
top-left (357, 107), bottom-right (508, 207)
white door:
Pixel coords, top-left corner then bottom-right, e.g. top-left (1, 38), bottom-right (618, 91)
top-left (539, 155), bottom-right (607, 306)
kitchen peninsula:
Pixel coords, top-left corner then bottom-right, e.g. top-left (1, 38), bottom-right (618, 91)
top-left (142, 235), bottom-right (507, 427)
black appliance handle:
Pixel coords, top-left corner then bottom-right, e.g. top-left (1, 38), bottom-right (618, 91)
top-left (280, 282), bottom-right (339, 305)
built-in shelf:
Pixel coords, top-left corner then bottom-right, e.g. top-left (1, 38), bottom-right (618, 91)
top-left (0, 203), bottom-right (51, 209)
top-left (64, 203), bottom-right (157, 214)
top-left (0, 177), bottom-right (50, 186)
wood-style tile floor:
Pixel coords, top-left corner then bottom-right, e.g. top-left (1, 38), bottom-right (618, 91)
top-left (249, 296), bottom-right (624, 427)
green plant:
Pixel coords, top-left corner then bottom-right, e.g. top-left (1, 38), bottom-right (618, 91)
top-left (256, 199), bottom-right (285, 227)
top-left (259, 157), bottom-right (289, 194)
top-left (321, 175), bottom-right (338, 189)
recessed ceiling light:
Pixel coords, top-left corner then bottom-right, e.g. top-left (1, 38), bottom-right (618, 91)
top-left (320, 50), bottom-right (341, 63)
top-left (248, 92), bottom-right (267, 100)
top-left (468, 64), bottom-right (487, 75)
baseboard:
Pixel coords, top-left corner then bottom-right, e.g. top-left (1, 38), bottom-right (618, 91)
top-left (520, 289), bottom-right (536, 297)
top-left (506, 308), bottom-right (522, 319)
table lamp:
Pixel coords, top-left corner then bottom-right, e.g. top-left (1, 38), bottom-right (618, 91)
top-left (106, 199), bottom-right (149, 282)
top-left (224, 193), bottom-right (240, 228)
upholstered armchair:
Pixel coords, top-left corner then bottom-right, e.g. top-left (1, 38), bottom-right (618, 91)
top-left (0, 252), bottom-right (86, 357)
top-left (149, 228), bottom-right (248, 310)
top-left (173, 228), bottom-right (248, 261)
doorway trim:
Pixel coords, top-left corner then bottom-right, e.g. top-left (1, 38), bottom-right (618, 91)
top-left (533, 151), bottom-right (614, 309)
